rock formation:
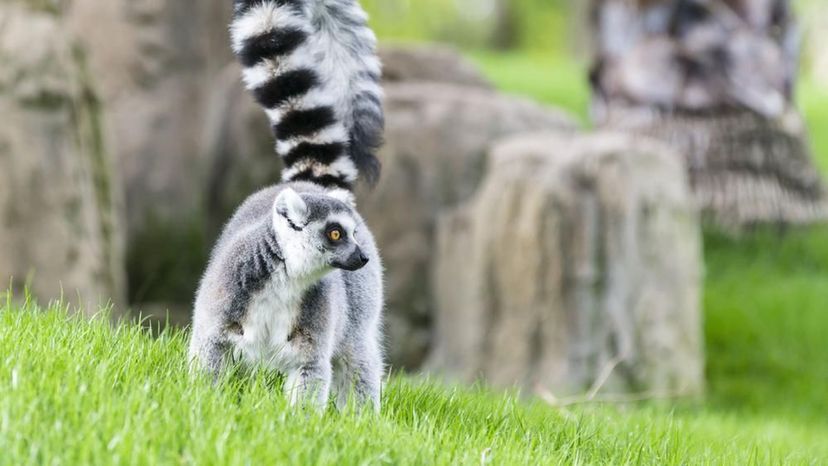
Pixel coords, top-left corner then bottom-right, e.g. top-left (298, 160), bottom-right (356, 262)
top-left (429, 132), bottom-right (704, 396)
top-left (0, 3), bottom-right (125, 314)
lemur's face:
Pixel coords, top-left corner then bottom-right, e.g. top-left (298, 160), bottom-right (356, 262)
top-left (272, 188), bottom-right (368, 275)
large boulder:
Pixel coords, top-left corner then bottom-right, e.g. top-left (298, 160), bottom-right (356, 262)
top-left (378, 45), bottom-right (493, 89)
top-left (65, 0), bottom-right (235, 303)
top-left (428, 132), bottom-right (703, 397)
top-left (65, 0), bottom-right (230, 225)
top-left (202, 64), bottom-right (282, 238)
top-left (0, 4), bottom-right (125, 314)
top-left (358, 83), bottom-right (578, 368)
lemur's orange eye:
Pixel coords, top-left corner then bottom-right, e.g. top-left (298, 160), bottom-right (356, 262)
top-left (328, 229), bottom-right (342, 242)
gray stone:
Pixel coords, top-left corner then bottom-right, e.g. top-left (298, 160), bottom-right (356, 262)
top-left (428, 132), bottom-right (704, 397)
top-left (65, 0), bottom-right (232, 229)
top-left (65, 0), bottom-right (235, 303)
top-left (202, 63), bottom-right (283, 239)
top-left (356, 83), bottom-right (578, 368)
top-left (0, 4), bottom-right (125, 314)
top-left (379, 45), bottom-right (493, 88)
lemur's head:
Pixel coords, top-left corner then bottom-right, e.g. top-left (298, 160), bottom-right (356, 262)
top-left (272, 187), bottom-right (369, 276)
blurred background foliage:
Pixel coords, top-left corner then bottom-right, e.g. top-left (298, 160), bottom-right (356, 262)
top-left (362, 0), bottom-right (828, 128)
top-left (363, 0), bottom-right (820, 54)
top-left (362, 0), bottom-right (571, 52)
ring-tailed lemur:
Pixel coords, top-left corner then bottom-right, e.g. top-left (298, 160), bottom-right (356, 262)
top-left (189, 0), bottom-right (384, 411)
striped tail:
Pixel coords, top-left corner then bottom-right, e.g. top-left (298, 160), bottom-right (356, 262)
top-left (231, 0), bottom-right (384, 191)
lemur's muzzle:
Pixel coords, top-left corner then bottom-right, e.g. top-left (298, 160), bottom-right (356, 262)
top-left (332, 247), bottom-right (369, 272)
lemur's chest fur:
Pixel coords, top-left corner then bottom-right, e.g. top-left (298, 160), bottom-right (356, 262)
top-left (229, 277), bottom-right (308, 371)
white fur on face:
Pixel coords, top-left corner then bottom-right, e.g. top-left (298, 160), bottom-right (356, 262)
top-left (271, 191), bottom-right (360, 279)
top-left (273, 217), bottom-right (328, 279)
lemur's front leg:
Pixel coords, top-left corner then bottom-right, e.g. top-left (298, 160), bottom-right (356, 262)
top-left (285, 283), bottom-right (336, 409)
top-left (285, 333), bottom-right (333, 409)
top-left (284, 356), bottom-right (332, 409)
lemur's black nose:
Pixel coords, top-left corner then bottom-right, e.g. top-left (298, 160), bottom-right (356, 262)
top-left (332, 248), bottom-right (370, 271)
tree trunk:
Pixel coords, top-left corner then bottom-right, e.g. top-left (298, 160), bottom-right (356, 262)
top-left (0, 3), bottom-right (126, 314)
top-left (489, 0), bottom-right (519, 50)
top-left (590, 0), bottom-right (826, 228)
top-left (428, 132), bottom-right (704, 397)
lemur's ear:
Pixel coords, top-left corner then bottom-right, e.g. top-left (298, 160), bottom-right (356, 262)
top-left (274, 188), bottom-right (309, 229)
top-left (327, 189), bottom-right (356, 208)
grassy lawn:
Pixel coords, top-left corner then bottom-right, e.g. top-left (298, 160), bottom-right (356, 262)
top-left (704, 229), bottom-right (828, 423)
top-left (2, 302), bottom-right (828, 465)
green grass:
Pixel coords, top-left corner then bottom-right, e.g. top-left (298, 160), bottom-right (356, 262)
top-left (704, 228), bottom-right (828, 424)
top-left (799, 79), bottom-right (828, 172)
top-left (470, 51), bottom-right (591, 124)
top-left (362, 0), bottom-right (571, 51)
top-left (2, 300), bottom-right (828, 465)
